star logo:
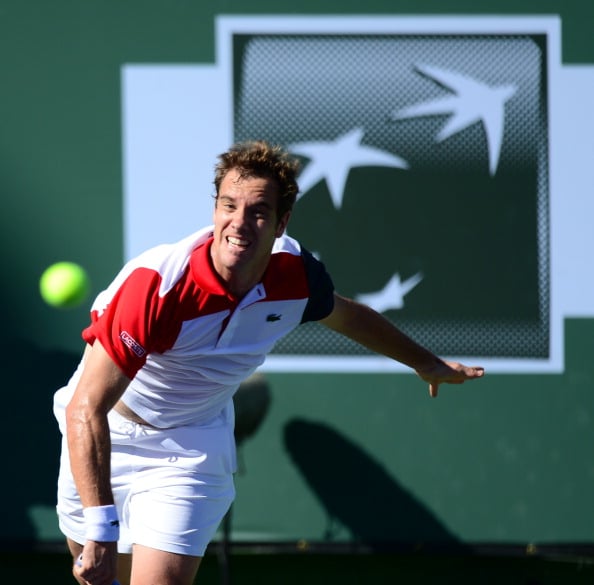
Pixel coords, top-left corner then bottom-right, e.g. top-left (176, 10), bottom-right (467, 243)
top-left (356, 272), bottom-right (424, 313)
top-left (289, 127), bottom-right (408, 209)
top-left (391, 64), bottom-right (517, 175)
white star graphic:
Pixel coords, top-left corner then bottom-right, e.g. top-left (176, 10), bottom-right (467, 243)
top-left (391, 64), bottom-right (517, 176)
top-left (356, 272), bottom-right (423, 313)
top-left (289, 128), bottom-right (408, 209)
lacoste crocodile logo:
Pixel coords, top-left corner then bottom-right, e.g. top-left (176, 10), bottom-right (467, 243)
top-left (266, 313), bottom-right (282, 322)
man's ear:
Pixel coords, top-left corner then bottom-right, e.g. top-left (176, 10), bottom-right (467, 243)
top-left (275, 211), bottom-right (291, 237)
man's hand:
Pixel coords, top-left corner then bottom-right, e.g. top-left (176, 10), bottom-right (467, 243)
top-left (75, 541), bottom-right (118, 585)
top-left (416, 360), bottom-right (485, 398)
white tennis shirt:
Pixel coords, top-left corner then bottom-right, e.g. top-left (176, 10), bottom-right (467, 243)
top-left (80, 226), bottom-right (334, 428)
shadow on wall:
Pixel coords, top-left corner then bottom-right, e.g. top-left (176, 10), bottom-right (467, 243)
top-left (284, 418), bottom-right (467, 550)
top-left (0, 338), bottom-right (79, 545)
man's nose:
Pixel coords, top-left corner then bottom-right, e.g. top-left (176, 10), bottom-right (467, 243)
top-left (231, 206), bottom-right (249, 226)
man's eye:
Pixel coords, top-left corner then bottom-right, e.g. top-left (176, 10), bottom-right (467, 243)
top-left (253, 207), bottom-right (272, 218)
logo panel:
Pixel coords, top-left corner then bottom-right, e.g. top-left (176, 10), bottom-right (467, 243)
top-left (122, 15), bottom-right (594, 372)
top-left (232, 28), bottom-right (550, 361)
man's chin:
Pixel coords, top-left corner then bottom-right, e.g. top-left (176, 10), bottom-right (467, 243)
top-left (221, 253), bottom-right (251, 271)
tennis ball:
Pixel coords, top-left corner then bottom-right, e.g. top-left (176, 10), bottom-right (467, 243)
top-left (39, 261), bottom-right (90, 308)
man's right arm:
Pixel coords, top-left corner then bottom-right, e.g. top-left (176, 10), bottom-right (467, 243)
top-left (65, 340), bottom-right (131, 582)
top-left (66, 340), bottom-right (131, 508)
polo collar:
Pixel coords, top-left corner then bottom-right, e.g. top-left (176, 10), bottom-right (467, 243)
top-left (190, 237), bottom-right (231, 297)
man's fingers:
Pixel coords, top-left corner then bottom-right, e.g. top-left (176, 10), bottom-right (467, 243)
top-left (447, 364), bottom-right (485, 382)
top-left (460, 365), bottom-right (485, 378)
top-left (420, 362), bottom-right (484, 397)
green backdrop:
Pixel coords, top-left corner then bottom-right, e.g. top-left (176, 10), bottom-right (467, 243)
top-left (1, 0), bottom-right (592, 552)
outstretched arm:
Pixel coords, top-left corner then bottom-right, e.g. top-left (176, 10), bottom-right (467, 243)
top-left (320, 293), bottom-right (484, 397)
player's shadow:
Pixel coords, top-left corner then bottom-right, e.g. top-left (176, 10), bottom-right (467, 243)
top-left (284, 417), bottom-right (467, 551)
top-left (0, 338), bottom-right (79, 546)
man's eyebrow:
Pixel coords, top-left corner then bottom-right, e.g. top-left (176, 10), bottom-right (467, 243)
top-left (216, 194), bottom-right (275, 210)
top-left (252, 200), bottom-right (274, 209)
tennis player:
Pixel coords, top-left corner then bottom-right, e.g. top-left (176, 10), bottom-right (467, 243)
top-left (53, 140), bottom-right (484, 585)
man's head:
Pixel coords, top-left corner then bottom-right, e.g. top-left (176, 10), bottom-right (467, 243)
top-left (210, 141), bottom-right (300, 297)
top-left (213, 140), bottom-right (300, 221)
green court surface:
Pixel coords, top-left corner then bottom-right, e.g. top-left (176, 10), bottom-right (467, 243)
top-left (2, 550), bottom-right (593, 584)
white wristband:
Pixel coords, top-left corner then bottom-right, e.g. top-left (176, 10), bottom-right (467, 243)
top-left (83, 505), bottom-right (120, 542)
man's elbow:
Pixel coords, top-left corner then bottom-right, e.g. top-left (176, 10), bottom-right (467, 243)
top-left (65, 397), bottom-right (98, 431)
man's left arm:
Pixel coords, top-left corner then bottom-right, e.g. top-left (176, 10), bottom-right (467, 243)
top-left (320, 293), bottom-right (484, 397)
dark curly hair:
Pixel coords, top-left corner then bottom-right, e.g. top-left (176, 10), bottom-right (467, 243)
top-left (213, 140), bottom-right (300, 220)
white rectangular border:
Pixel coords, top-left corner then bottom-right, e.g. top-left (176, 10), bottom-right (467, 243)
top-left (216, 15), bottom-right (563, 373)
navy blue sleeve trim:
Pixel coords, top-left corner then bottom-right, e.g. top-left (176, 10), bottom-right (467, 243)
top-left (300, 247), bottom-right (335, 323)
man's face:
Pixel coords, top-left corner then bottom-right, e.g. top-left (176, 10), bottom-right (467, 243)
top-left (211, 168), bottom-right (290, 295)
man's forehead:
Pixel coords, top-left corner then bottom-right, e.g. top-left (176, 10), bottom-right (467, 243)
top-left (220, 170), bottom-right (279, 195)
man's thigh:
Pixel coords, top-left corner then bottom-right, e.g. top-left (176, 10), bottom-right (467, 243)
top-left (130, 545), bottom-right (202, 585)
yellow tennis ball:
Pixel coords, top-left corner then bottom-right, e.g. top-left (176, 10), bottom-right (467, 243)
top-left (39, 262), bottom-right (90, 308)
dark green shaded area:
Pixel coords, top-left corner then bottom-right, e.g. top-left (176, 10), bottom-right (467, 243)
top-left (2, 550), bottom-right (593, 585)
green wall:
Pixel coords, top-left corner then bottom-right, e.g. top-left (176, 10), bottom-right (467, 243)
top-left (1, 0), bottom-right (592, 549)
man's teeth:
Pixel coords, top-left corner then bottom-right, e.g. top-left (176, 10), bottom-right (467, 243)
top-left (228, 236), bottom-right (249, 247)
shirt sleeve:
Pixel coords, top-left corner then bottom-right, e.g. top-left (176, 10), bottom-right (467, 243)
top-left (300, 247), bottom-right (335, 323)
top-left (82, 267), bottom-right (173, 379)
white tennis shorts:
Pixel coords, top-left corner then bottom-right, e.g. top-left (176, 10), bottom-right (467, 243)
top-left (55, 392), bottom-right (236, 557)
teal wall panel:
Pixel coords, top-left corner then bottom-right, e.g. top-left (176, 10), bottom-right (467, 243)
top-left (0, 0), bottom-right (592, 547)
